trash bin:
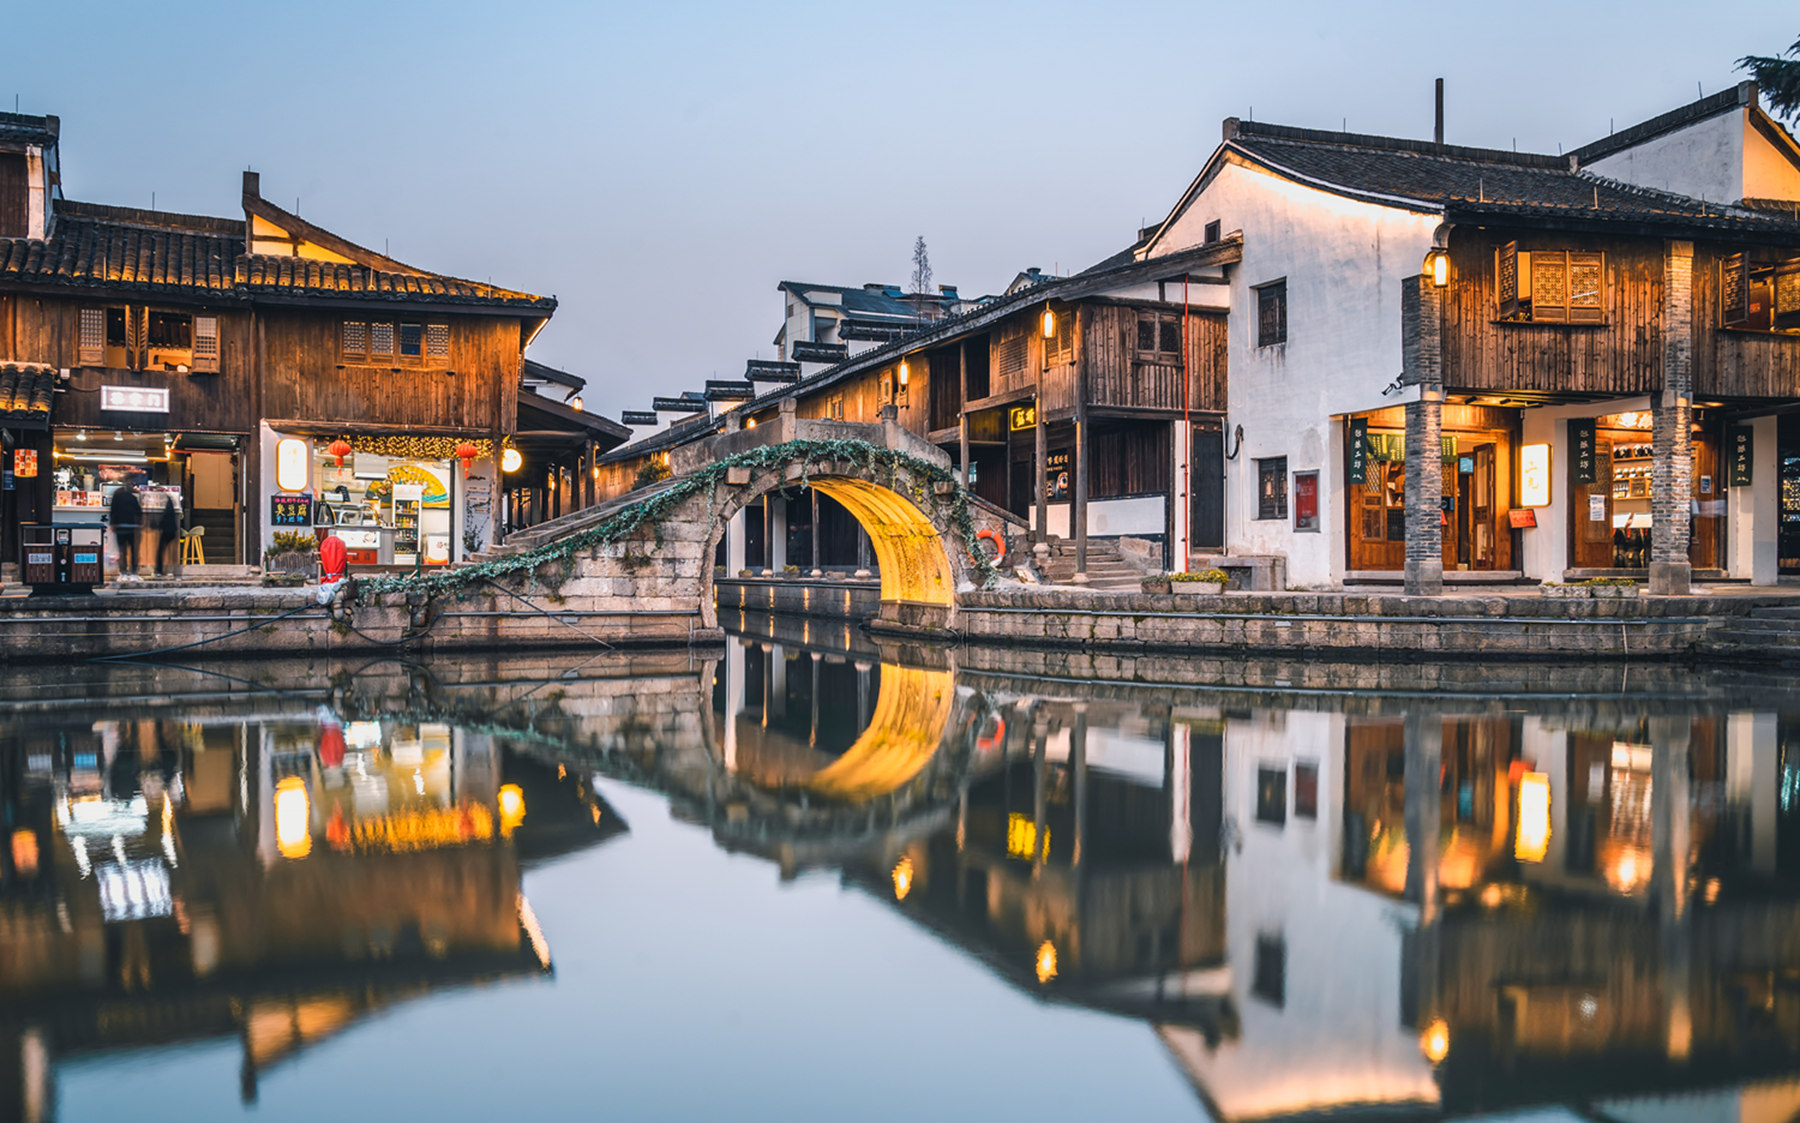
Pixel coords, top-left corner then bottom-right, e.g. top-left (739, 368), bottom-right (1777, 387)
top-left (20, 523), bottom-right (105, 594)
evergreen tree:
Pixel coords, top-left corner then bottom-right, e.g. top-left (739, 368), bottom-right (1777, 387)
top-left (910, 236), bottom-right (932, 296)
top-left (1741, 36), bottom-right (1800, 122)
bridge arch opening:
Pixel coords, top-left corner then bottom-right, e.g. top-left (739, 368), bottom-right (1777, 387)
top-left (702, 463), bottom-right (973, 632)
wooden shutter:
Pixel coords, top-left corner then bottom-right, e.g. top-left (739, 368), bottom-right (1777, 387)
top-left (425, 323), bottom-right (450, 361)
top-left (1721, 253), bottom-right (1751, 327)
top-left (1774, 258), bottom-right (1800, 332)
top-left (1496, 241), bottom-right (1520, 319)
top-left (127, 306), bottom-right (147, 370)
top-left (369, 321), bottom-right (394, 360)
top-left (1136, 316), bottom-right (1156, 352)
top-left (1054, 307), bottom-right (1074, 361)
top-left (1529, 251), bottom-right (1568, 322)
top-left (1568, 252), bottom-right (1604, 324)
top-left (78, 308), bottom-right (105, 366)
top-left (191, 315), bottom-right (220, 372)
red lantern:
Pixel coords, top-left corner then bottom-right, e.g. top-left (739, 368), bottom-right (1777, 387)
top-left (455, 441), bottom-right (480, 478)
top-left (327, 438), bottom-right (352, 467)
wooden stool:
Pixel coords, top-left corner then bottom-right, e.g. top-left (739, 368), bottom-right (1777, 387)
top-left (182, 525), bottom-right (206, 566)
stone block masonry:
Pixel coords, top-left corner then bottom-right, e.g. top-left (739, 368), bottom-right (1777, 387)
top-left (1402, 276), bottom-right (1444, 597)
top-left (1651, 240), bottom-right (1694, 596)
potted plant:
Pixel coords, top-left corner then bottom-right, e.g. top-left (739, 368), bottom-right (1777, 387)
top-left (1582, 577), bottom-right (1641, 599)
top-left (1170, 569), bottom-right (1230, 595)
top-left (264, 531), bottom-right (320, 578)
top-left (1141, 575), bottom-right (1172, 594)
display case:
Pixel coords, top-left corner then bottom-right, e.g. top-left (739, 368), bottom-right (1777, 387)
top-left (391, 484), bottom-right (422, 566)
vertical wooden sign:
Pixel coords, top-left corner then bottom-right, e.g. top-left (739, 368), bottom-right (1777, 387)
top-left (1570, 418), bottom-right (1597, 485)
top-left (1729, 425), bottom-right (1754, 488)
top-left (1347, 417), bottom-right (1368, 485)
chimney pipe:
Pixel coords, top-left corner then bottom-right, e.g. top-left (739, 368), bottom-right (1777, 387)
top-left (1434, 78), bottom-right (1444, 146)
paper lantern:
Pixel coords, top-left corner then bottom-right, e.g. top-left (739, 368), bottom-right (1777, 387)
top-left (455, 441), bottom-right (480, 478)
top-left (327, 438), bottom-right (352, 467)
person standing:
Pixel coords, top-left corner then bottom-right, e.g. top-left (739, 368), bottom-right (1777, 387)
top-left (110, 478), bottom-right (143, 582)
top-left (156, 494), bottom-right (181, 577)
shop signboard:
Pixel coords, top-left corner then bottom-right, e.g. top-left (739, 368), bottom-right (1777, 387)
top-left (1347, 418), bottom-right (1368, 484)
top-left (270, 494), bottom-right (312, 527)
top-left (1730, 425), bottom-right (1754, 487)
top-left (100, 385), bottom-right (169, 413)
top-left (1293, 471), bottom-right (1319, 531)
top-left (1570, 419), bottom-right (1597, 485)
top-left (1044, 452), bottom-right (1069, 501)
top-left (13, 448), bottom-right (36, 477)
top-left (1009, 404), bottom-right (1036, 432)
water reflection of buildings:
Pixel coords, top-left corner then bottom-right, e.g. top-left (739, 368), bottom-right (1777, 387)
top-left (713, 621), bottom-right (1800, 1121)
top-left (0, 711), bottom-right (622, 1123)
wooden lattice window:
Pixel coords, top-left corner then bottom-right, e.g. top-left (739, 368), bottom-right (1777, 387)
top-left (1498, 243), bottom-right (1605, 323)
top-left (1721, 252), bottom-right (1800, 332)
top-left (342, 321), bottom-right (368, 361)
top-left (79, 308), bottom-right (105, 366)
top-left (192, 315), bottom-right (220, 372)
top-left (1256, 280), bottom-right (1287, 346)
top-left (1136, 313), bottom-right (1181, 358)
top-left (369, 322), bottom-right (395, 360)
top-left (1257, 456), bottom-right (1288, 520)
top-left (425, 323), bottom-right (450, 360)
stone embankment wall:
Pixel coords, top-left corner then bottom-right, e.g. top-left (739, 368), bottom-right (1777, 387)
top-left (953, 589), bottom-right (1750, 659)
top-left (716, 577), bottom-right (882, 620)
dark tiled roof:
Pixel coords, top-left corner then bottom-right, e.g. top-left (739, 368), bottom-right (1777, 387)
top-left (620, 411), bottom-right (658, 426)
top-left (0, 112), bottom-right (57, 148)
top-left (0, 362), bottom-right (56, 428)
top-left (780, 280), bottom-right (960, 322)
top-left (1570, 84), bottom-right (1751, 164)
top-left (0, 200), bottom-right (554, 310)
top-left (522, 358), bottom-right (586, 392)
top-left (1224, 121), bottom-right (1800, 238)
top-left (704, 380), bottom-right (754, 401)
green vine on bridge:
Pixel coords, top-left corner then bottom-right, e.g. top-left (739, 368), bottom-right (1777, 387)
top-left (349, 438), bottom-right (1000, 605)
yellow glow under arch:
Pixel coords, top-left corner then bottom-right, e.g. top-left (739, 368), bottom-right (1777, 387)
top-left (807, 664), bottom-right (955, 801)
top-left (808, 477), bottom-right (956, 609)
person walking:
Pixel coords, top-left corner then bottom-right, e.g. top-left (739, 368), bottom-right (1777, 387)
top-left (110, 478), bottom-right (143, 582)
top-left (155, 494), bottom-right (181, 577)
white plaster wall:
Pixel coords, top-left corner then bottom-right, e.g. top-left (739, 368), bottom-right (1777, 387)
top-left (26, 146), bottom-right (47, 239)
top-left (1151, 160), bottom-right (1440, 586)
top-left (1586, 113), bottom-right (1744, 203)
top-left (1744, 118), bottom-right (1800, 201)
top-left (1728, 415), bottom-right (1779, 583)
top-left (1185, 709), bottom-right (1439, 1119)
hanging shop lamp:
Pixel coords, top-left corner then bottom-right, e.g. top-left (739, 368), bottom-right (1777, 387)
top-left (327, 438), bottom-right (353, 467)
top-left (455, 441), bottom-right (480, 478)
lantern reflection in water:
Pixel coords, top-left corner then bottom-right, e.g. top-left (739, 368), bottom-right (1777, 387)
top-left (891, 855), bottom-right (914, 900)
top-left (275, 778), bottom-right (312, 860)
top-left (1035, 940), bottom-right (1058, 985)
top-left (498, 784), bottom-right (527, 837)
top-left (1515, 771), bottom-right (1551, 863)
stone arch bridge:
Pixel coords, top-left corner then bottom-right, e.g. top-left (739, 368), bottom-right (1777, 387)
top-left (486, 415), bottom-right (1022, 637)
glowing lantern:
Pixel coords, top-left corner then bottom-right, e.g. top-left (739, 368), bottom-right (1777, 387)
top-left (501, 447), bottom-right (523, 473)
top-left (327, 438), bottom-right (352, 467)
top-left (454, 441), bottom-right (480, 478)
top-left (274, 437), bottom-right (310, 492)
top-left (275, 778), bottom-right (312, 860)
top-left (1041, 307), bottom-right (1056, 338)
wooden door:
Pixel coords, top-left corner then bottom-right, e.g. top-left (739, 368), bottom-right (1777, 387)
top-left (1191, 419), bottom-right (1224, 550)
top-left (1570, 438), bottom-right (1614, 569)
top-left (1472, 444), bottom-right (1496, 569)
top-left (1351, 461), bottom-right (1407, 571)
top-left (1689, 431), bottom-right (1720, 570)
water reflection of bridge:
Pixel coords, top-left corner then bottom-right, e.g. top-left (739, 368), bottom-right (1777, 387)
top-left (0, 704), bottom-right (622, 1123)
top-left (485, 618), bottom-right (1800, 1123)
top-left (18, 642), bottom-right (1800, 1121)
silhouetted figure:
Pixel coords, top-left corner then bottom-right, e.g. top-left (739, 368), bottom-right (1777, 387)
top-left (110, 481), bottom-right (142, 581)
top-left (156, 497), bottom-right (181, 576)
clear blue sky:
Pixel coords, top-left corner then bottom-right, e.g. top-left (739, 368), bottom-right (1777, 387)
top-left (6, 0), bottom-right (1795, 415)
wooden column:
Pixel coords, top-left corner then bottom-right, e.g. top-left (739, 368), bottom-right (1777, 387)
top-left (245, 312), bottom-right (264, 566)
top-left (1073, 307), bottom-right (1090, 581)
top-left (958, 342), bottom-right (970, 487)
top-left (1034, 365), bottom-right (1047, 544)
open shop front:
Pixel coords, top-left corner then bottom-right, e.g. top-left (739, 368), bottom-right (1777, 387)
top-left (1566, 410), bottom-right (1721, 573)
top-left (268, 429), bottom-right (486, 568)
top-left (49, 427), bottom-right (242, 568)
top-left (1344, 405), bottom-right (1518, 576)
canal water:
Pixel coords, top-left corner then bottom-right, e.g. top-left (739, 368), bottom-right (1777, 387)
top-left (4, 620), bottom-right (1800, 1122)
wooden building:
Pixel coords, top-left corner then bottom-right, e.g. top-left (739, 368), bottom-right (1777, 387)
top-left (596, 243), bottom-right (1239, 580)
top-left (1138, 81), bottom-right (1800, 592)
top-left (0, 113), bottom-right (554, 568)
